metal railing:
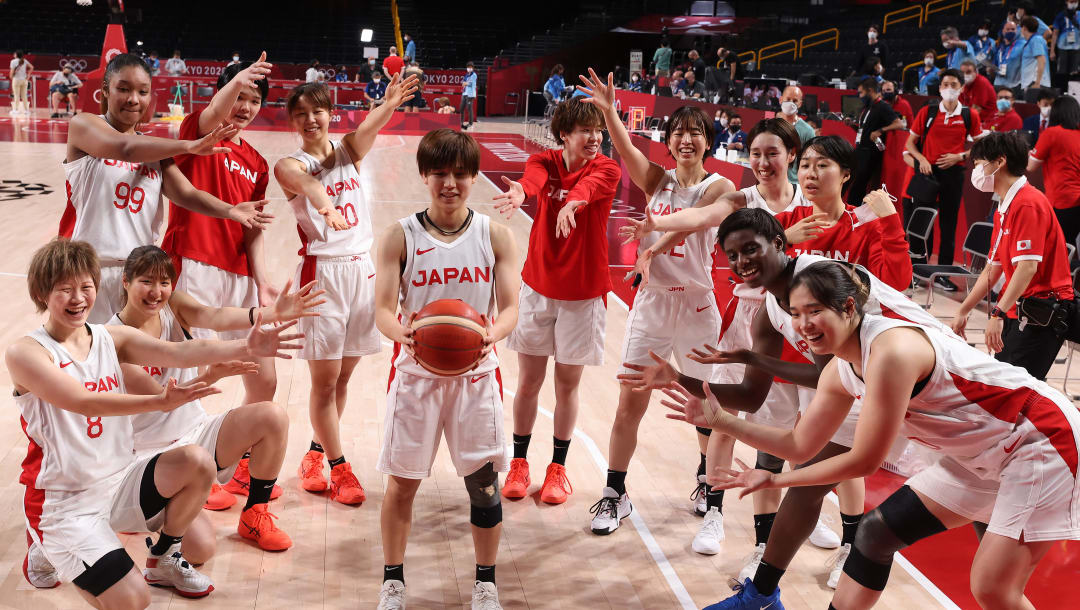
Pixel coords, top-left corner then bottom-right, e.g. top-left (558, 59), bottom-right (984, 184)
top-left (799, 28), bottom-right (839, 58)
top-left (924, 0), bottom-right (969, 21)
top-left (757, 40), bottom-right (798, 67)
top-left (883, 5), bottom-right (924, 33)
top-left (737, 50), bottom-right (757, 68)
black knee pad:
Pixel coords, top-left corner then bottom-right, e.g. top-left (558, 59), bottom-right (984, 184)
top-left (695, 426), bottom-right (712, 437)
top-left (139, 454), bottom-right (168, 521)
top-left (755, 451), bottom-right (784, 474)
top-left (73, 548), bottom-right (135, 596)
top-left (470, 502), bottom-right (503, 528)
top-left (846, 485), bottom-right (947, 591)
top-left (465, 463), bottom-right (502, 528)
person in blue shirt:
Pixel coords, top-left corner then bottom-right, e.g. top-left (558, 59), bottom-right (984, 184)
top-left (712, 113), bottom-right (747, 155)
top-left (627, 72), bottom-right (643, 92)
top-left (461, 61), bottom-right (478, 129)
top-left (334, 66), bottom-right (349, 82)
top-left (1052, 0), bottom-right (1080, 78)
top-left (969, 19), bottom-right (997, 64)
top-left (994, 19), bottom-right (1027, 88)
top-left (1020, 16), bottom-right (1052, 91)
top-left (364, 73), bottom-right (387, 109)
top-left (917, 49), bottom-right (942, 94)
top-left (941, 26), bottom-right (975, 69)
top-left (543, 64), bottom-right (566, 111)
top-left (404, 33), bottom-right (417, 64)
top-left (1004, 0), bottom-right (1050, 37)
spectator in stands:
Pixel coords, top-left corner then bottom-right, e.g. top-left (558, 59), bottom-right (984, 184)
top-left (959, 58), bottom-right (997, 115)
top-left (544, 64), bottom-right (567, 111)
top-left (942, 27), bottom-right (974, 69)
top-left (993, 19), bottom-right (1026, 90)
top-left (228, 51), bottom-right (241, 67)
top-left (1021, 16), bottom-right (1052, 93)
top-left (687, 49), bottom-right (707, 82)
top-left (970, 19), bottom-right (997, 65)
top-left (1051, 0), bottom-right (1080, 83)
top-left (860, 56), bottom-right (885, 82)
top-left (917, 49), bottom-right (942, 94)
top-left (627, 72), bottom-right (643, 92)
top-left (1029, 94), bottom-right (1080, 245)
top-left (1006, 0), bottom-right (1050, 36)
top-left (364, 71), bottom-right (387, 109)
top-left (146, 50), bottom-right (161, 76)
top-left (712, 108), bottom-right (729, 140)
top-left (48, 65), bottom-right (82, 118)
top-left (854, 24), bottom-right (889, 78)
top-left (334, 66), bottom-right (348, 82)
top-left (953, 131), bottom-right (1074, 380)
top-left (461, 61), bottom-right (478, 129)
top-left (848, 77), bottom-right (903, 205)
top-left (653, 40), bottom-right (672, 77)
top-left (305, 60), bottom-right (320, 83)
top-left (1023, 87), bottom-right (1056, 136)
top-left (882, 80), bottom-right (913, 127)
top-left (670, 69), bottom-right (686, 95)
top-left (403, 61), bottom-right (424, 112)
top-left (383, 46), bottom-right (405, 79)
top-left (778, 85), bottom-right (816, 184)
top-left (404, 33), bottom-right (417, 65)
top-left (985, 86), bottom-right (1024, 131)
top-left (357, 57), bottom-right (376, 83)
top-left (713, 113), bottom-right (746, 155)
top-left (8, 50), bottom-right (32, 117)
top-left (165, 49), bottom-right (187, 77)
top-left (681, 70), bottom-right (706, 99)
top-left (904, 68), bottom-right (983, 292)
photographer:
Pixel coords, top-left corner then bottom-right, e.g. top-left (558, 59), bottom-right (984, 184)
top-left (48, 65), bottom-right (82, 118)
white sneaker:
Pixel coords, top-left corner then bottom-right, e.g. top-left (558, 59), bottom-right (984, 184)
top-left (589, 487), bottom-right (632, 535)
top-left (378, 579), bottom-right (406, 609)
top-left (826, 543), bottom-right (852, 589)
top-left (737, 542), bottom-right (767, 583)
top-left (691, 474), bottom-right (708, 516)
top-left (471, 580), bottom-right (502, 609)
top-left (809, 515), bottom-right (841, 549)
top-left (143, 539), bottom-right (214, 598)
top-left (23, 540), bottom-right (59, 588)
top-left (692, 507), bottom-right (725, 555)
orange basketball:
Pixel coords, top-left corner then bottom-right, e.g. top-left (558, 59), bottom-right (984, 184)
top-left (410, 299), bottom-right (486, 376)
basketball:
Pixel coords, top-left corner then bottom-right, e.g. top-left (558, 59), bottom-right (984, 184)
top-left (409, 298), bottom-right (486, 376)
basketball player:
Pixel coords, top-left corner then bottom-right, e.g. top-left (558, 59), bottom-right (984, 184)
top-left (61, 53), bottom-right (273, 324)
top-left (9, 238), bottom-right (301, 605)
top-left (275, 73), bottom-right (419, 505)
top-left (662, 260), bottom-right (1080, 610)
top-left (492, 97), bottom-right (621, 504)
top-left (576, 70), bottom-right (734, 539)
top-left (373, 129), bottom-right (519, 610)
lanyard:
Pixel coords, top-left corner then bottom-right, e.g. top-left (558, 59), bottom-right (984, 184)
top-left (998, 40), bottom-right (1017, 63)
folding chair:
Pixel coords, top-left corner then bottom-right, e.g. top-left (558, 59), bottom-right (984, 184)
top-left (905, 206), bottom-right (938, 264)
top-left (912, 221), bottom-right (994, 308)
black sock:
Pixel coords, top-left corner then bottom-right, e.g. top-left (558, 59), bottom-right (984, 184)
top-left (706, 488), bottom-right (724, 512)
top-left (752, 559), bottom-right (785, 596)
top-left (512, 434), bottom-right (531, 460)
top-left (310, 441), bottom-right (324, 453)
top-left (606, 469), bottom-right (627, 496)
top-left (552, 437), bottom-right (570, 465)
top-left (150, 532), bottom-right (183, 556)
top-left (244, 477), bottom-right (277, 510)
top-left (753, 512), bottom-right (777, 546)
top-left (328, 455), bottom-right (346, 469)
top-left (384, 564), bottom-right (404, 583)
top-left (841, 512), bottom-right (863, 546)
top-left (475, 564), bottom-right (495, 584)
top-left (697, 453), bottom-right (707, 477)
top-left (242, 451), bottom-right (251, 460)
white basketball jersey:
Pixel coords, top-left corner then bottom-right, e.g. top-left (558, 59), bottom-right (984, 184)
top-left (287, 140), bottom-right (373, 257)
top-left (17, 324), bottom-right (134, 492)
top-left (393, 212), bottom-right (498, 378)
top-left (107, 306), bottom-right (208, 451)
top-left (731, 184), bottom-right (805, 300)
top-left (837, 314), bottom-right (1080, 479)
top-left (61, 126), bottom-right (165, 261)
top-left (638, 171), bottom-right (725, 292)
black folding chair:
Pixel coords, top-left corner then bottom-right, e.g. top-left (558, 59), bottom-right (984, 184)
top-left (905, 206), bottom-right (938, 265)
top-left (912, 221), bottom-right (994, 308)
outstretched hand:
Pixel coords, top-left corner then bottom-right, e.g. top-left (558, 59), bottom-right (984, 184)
top-left (659, 380), bottom-right (727, 427)
top-left (384, 71), bottom-right (421, 108)
top-left (229, 199), bottom-right (274, 230)
top-left (618, 208), bottom-right (656, 245)
top-left (272, 278), bottom-right (327, 323)
top-left (616, 350), bottom-right (679, 391)
top-left (687, 344), bottom-right (751, 366)
top-left (235, 51), bottom-right (272, 90)
top-left (492, 175), bottom-right (526, 218)
top-left (159, 377), bottom-right (220, 411)
top-left (245, 313), bottom-right (305, 359)
top-left (708, 458), bottom-right (775, 499)
top-left (189, 122), bottom-right (239, 156)
top-left (577, 68), bottom-right (616, 113)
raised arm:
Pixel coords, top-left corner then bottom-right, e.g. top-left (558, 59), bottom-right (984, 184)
top-left (343, 71), bottom-right (420, 164)
top-left (168, 280), bottom-right (324, 332)
top-left (198, 51), bottom-right (272, 136)
top-left (161, 163), bottom-right (272, 230)
top-left (67, 113), bottom-right (236, 164)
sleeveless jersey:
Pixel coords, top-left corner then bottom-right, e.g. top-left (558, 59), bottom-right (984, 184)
top-left (638, 171), bottom-right (725, 292)
top-left (59, 117), bottom-right (165, 261)
top-left (287, 140), bottom-right (373, 257)
top-left (393, 212), bottom-right (498, 378)
top-left (107, 306), bottom-right (208, 450)
top-left (17, 324), bottom-right (134, 492)
top-left (837, 314), bottom-right (1079, 480)
top-left (731, 184), bottom-right (805, 300)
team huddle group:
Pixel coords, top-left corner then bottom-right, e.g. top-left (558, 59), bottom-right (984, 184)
top-left (7, 50), bottom-right (1079, 610)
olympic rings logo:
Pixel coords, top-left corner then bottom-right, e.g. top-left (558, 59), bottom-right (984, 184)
top-left (59, 58), bottom-right (89, 72)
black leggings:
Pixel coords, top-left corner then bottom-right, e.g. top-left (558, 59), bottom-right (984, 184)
top-left (847, 149), bottom-right (884, 206)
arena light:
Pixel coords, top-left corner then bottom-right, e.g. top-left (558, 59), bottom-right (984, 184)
top-left (360, 29), bottom-right (373, 43)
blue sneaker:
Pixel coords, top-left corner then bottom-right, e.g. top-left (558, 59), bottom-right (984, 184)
top-left (703, 578), bottom-right (784, 610)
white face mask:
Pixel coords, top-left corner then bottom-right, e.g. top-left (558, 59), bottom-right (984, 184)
top-left (781, 101), bottom-right (799, 115)
top-left (970, 161), bottom-right (999, 192)
top-left (467, 67), bottom-right (474, 73)
top-left (924, 57), bottom-right (935, 66)
top-left (1041, 105), bottom-right (1052, 117)
top-left (232, 55), bottom-right (239, 61)
top-left (868, 31), bottom-right (878, 41)
top-left (719, 117), bottom-right (728, 127)
top-left (978, 28), bottom-right (990, 37)
top-left (1070, 2), bottom-right (1079, 9)
top-left (963, 72), bottom-right (975, 84)
top-left (940, 87), bottom-right (960, 102)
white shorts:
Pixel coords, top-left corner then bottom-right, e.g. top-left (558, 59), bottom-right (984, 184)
top-left (135, 412), bottom-right (235, 485)
top-left (176, 258), bottom-right (259, 341)
top-left (31, 453), bottom-right (166, 584)
top-left (377, 369), bottom-right (509, 479)
top-left (618, 287), bottom-right (721, 380)
top-left (826, 399), bottom-right (909, 464)
top-left (506, 282), bottom-right (607, 366)
top-left (295, 254), bottom-right (380, 360)
top-left (88, 263), bottom-right (125, 324)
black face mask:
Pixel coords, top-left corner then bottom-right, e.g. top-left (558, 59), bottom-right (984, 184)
top-left (861, 94), bottom-right (872, 106)
top-left (730, 124), bottom-right (741, 131)
top-left (882, 91), bottom-right (896, 101)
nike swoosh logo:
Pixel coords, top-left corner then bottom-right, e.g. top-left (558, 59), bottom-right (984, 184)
top-left (1003, 436), bottom-right (1022, 454)
top-left (778, 323), bottom-right (784, 330)
top-left (471, 375), bottom-right (485, 383)
top-left (312, 169), bottom-right (323, 176)
top-left (368, 273), bottom-right (376, 279)
top-left (760, 602), bottom-right (777, 610)
top-left (416, 247), bottom-right (435, 255)
top-left (696, 306), bottom-right (709, 312)
top-left (59, 361), bottom-right (73, 368)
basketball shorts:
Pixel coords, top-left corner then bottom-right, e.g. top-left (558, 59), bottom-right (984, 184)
top-left (176, 258), bottom-right (259, 341)
top-left (294, 254), bottom-right (380, 360)
top-left (618, 287), bottom-right (721, 380)
top-left (31, 453), bottom-right (165, 584)
top-left (135, 412), bottom-right (235, 485)
top-left (377, 369), bottom-right (509, 479)
top-left (88, 263), bottom-right (125, 324)
top-left (506, 283), bottom-right (607, 366)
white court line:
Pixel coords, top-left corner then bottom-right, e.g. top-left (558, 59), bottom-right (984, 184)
top-left (0, 272), bottom-right (27, 278)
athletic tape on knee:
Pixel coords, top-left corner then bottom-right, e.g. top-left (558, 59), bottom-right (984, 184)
top-left (879, 485), bottom-right (947, 546)
top-left (755, 451), bottom-right (785, 474)
top-left (695, 426), bottom-right (712, 437)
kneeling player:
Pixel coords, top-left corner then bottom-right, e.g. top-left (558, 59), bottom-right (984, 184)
top-left (374, 129), bottom-right (519, 610)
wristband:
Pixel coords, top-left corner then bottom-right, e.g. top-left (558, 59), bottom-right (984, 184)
top-left (249, 306), bottom-right (256, 326)
top-left (990, 306), bottom-right (1006, 319)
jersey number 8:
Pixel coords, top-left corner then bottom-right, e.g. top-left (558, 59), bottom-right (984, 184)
top-left (86, 416), bottom-right (103, 438)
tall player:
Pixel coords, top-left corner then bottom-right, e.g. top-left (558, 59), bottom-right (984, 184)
top-left (492, 97), bottom-right (621, 504)
top-left (61, 53), bottom-right (273, 324)
top-left (8, 239), bottom-right (301, 605)
top-left (275, 73), bottom-right (419, 505)
top-left (575, 70), bottom-right (734, 539)
top-left (374, 128), bottom-right (518, 610)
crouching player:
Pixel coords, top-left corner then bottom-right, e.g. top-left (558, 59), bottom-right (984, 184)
top-left (374, 129), bottom-right (519, 610)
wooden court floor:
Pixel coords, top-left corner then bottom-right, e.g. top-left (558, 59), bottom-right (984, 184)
top-left (0, 123), bottom-right (1044, 609)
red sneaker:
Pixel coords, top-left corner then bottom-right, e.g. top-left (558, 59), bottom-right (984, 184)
top-left (501, 458), bottom-right (530, 499)
top-left (203, 483), bottom-right (237, 511)
top-left (298, 450), bottom-right (328, 492)
top-left (238, 504), bottom-right (292, 551)
top-left (539, 463), bottom-right (572, 504)
top-left (329, 462), bottom-right (365, 505)
top-left (224, 458), bottom-right (284, 499)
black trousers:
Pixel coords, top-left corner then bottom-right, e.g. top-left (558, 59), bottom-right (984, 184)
top-left (1055, 205), bottom-right (1080, 253)
top-left (904, 164), bottom-right (965, 266)
top-left (848, 148), bottom-right (884, 206)
top-left (995, 317), bottom-right (1065, 380)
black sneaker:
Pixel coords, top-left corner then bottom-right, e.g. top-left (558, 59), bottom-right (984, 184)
top-left (934, 277), bottom-right (959, 292)
top-left (50, 113), bottom-right (60, 118)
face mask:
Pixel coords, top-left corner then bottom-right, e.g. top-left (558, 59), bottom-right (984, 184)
top-left (369, 59), bottom-right (376, 65)
top-left (1041, 105), bottom-right (1051, 117)
top-left (963, 73), bottom-right (975, 84)
top-left (882, 91), bottom-right (896, 101)
top-left (1070, 2), bottom-right (1078, 10)
top-left (373, 78), bottom-right (381, 83)
top-left (997, 98), bottom-right (1012, 111)
top-left (781, 101), bottom-right (799, 115)
top-left (731, 124), bottom-right (741, 132)
top-left (978, 28), bottom-right (989, 37)
top-left (719, 117), bottom-right (728, 127)
top-left (925, 57), bottom-right (935, 66)
top-left (868, 31), bottom-right (878, 41)
top-left (467, 67), bottom-right (473, 73)
top-left (232, 55), bottom-right (239, 61)
top-left (940, 87), bottom-right (961, 102)
top-left (631, 76), bottom-right (639, 82)
top-left (970, 162), bottom-right (999, 192)
top-left (1004, 31), bottom-right (1017, 42)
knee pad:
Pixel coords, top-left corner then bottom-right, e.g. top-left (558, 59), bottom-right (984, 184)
top-left (465, 464), bottom-right (502, 529)
top-left (695, 426), bottom-right (712, 437)
top-left (846, 485), bottom-right (947, 591)
top-left (755, 451), bottom-right (785, 475)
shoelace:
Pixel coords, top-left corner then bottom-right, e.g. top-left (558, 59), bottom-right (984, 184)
top-left (548, 468), bottom-right (572, 494)
top-left (689, 480), bottom-right (707, 503)
top-left (588, 496), bottom-right (619, 520)
top-left (250, 508), bottom-right (282, 532)
top-left (505, 463), bottom-right (528, 486)
top-left (301, 454), bottom-right (323, 477)
top-left (335, 467), bottom-right (361, 488)
top-left (699, 513), bottom-right (723, 538)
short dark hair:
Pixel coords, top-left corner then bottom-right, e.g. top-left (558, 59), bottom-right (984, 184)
top-left (218, 62), bottom-right (269, 106)
top-left (466, 61), bottom-right (474, 68)
top-left (664, 105), bottom-right (715, 155)
top-left (416, 128), bottom-right (480, 176)
top-left (791, 261), bottom-right (870, 316)
top-left (969, 131), bottom-right (1029, 176)
top-left (858, 77), bottom-right (880, 93)
top-left (868, 23), bottom-right (881, 31)
top-left (550, 97), bottom-right (603, 144)
top-left (939, 68), bottom-right (963, 85)
top-left (728, 113), bottom-right (742, 122)
top-left (800, 135), bottom-right (855, 175)
top-left (121, 246), bottom-right (176, 306)
top-left (995, 85), bottom-right (1014, 95)
top-left (27, 239), bottom-right (100, 313)
top-left (746, 117), bottom-right (801, 158)
top-left (550, 64), bottom-right (564, 78)
top-left (923, 48), bottom-right (938, 59)
top-left (716, 208), bottom-right (788, 249)
top-left (1049, 94), bottom-right (1080, 130)
top-left (286, 82), bottom-right (332, 116)
top-left (1020, 15), bottom-right (1039, 32)
top-left (1037, 87), bottom-right (1059, 103)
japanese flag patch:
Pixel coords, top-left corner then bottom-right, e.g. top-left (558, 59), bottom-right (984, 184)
top-left (1017, 239), bottom-right (1032, 251)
